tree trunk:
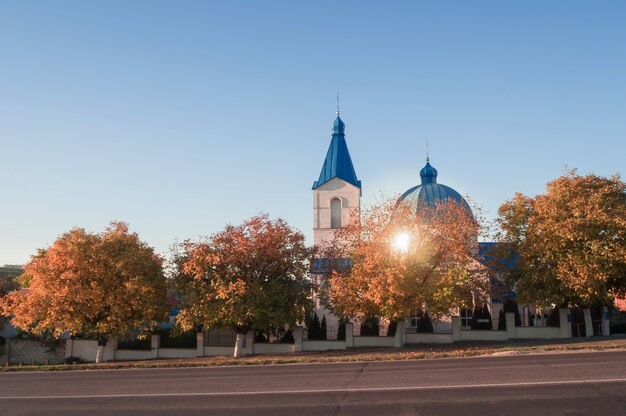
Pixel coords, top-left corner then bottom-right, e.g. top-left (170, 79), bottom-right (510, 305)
top-left (233, 330), bottom-right (246, 357)
top-left (95, 335), bottom-right (108, 363)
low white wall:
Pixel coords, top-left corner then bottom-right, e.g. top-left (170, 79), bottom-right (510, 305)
top-left (115, 349), bottom-right (152, 361)
top-left (459, 330), bottom-right (508, 341)
top-left (69, 340), bottom-right (98, 362)
top-left (253, 343), bottom-right (295, 354)
top-left (158, 348), bottom-right (198, 359)
top-left (353, 336), bottom-right (395, 348)
top-left (515, 326), bottom-right (560, 339)
top-left (406, 333), bottom-right (453, 344)
top-left (204, 346), bottom-right (235, 356)
top-left (302, 340), bottom-right (347, 351)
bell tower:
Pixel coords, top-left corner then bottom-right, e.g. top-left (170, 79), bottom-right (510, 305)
top-left (312, 112), bottom-right (361, 247)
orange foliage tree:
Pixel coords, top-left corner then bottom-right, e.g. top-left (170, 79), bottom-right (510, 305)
top-left (319, 197), bottom-right (488, 323)
top-left (1, 222), bottom-right (168, 362)
top-left (170, 214), bottom-right (313, 356)
top-left (496, 171), bottom-right (626, 308)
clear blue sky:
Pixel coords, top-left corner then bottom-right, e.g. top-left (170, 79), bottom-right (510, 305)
top-left (1, 1), bottom-right (625, 265)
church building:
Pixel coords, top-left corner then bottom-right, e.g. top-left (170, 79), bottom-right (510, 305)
top-left (310, 111), bottom-right (497, 336)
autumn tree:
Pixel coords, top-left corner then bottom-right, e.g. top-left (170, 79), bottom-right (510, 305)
top-left (319, 197), bottom-right (488, 324)
top-left (171, 215), bottom-right (313, 357)
top-left (496, 171), bottom-right (626, 308)
top-left (1, 222), bottom-right (168, 362)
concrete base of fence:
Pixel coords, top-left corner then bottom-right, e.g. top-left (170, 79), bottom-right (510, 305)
top-left (515, 326), bottom-right (561, 339)
top-left (46, 305), bottom-right (611, 363)
top-left (302, 340), bottom-right (347, 351)
top-left (353, 336), bottom-right (395, 348)
top-left (405, 333), bottom-right (453, 344)
top-left (253, 343), bottom-right (295, 354)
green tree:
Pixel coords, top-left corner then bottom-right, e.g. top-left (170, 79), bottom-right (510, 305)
top-left (171, 215), bottom-right (313, 357)
top-left (496, 171), bottom-right (626, 308)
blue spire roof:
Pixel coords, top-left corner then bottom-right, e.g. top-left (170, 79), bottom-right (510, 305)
top-left (313, 115), bottom-right (361, 190)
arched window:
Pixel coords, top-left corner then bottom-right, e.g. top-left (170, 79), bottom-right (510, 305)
top-left (330, 198), bottom-right (342, 229)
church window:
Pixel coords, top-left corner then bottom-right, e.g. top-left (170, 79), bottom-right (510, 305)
top-left (331, 198), bottom-right (342, 229)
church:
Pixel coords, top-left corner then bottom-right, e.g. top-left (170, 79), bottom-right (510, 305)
top-left (309, 111), bottom-right (487, 336)
top-left (308, 112), bottom-right (612, 339)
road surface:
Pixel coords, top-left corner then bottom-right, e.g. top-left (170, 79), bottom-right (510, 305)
top-left (1, 350), bottom-right (625, 415)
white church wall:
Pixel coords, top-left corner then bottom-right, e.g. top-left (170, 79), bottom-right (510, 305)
top-left (313, 178), bottom-right (361, 247)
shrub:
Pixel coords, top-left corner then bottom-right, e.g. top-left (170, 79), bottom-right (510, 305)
top-left (337, 318), bottom-right (346, 341)
top-left (320, 315), bottom-right (327, 340)
top-left (417, 311), bottom-right (434, 333)
top-left (155, 329), bottom-right (197, 349)
top-left (546, 307), bottom-right (560, 327)
top-left (279, 330), bottom-right (295, 344)
top-left (63, 356), bottom-right (85, 365)
top-left (307, 312), bottom-right (322, 340)
top-left (117, 337), bottom-right (151, 350)
top-left (360, 316), bottom-right (380, 336)
top-left (498, 308), bottom-right (506, 330)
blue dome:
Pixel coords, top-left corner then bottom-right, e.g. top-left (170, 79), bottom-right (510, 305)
top-left (398, 159), bottom-right (473, 217)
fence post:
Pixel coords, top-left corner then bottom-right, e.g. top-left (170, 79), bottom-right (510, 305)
top-left (294, 327), bottom-right (304, 352)
top-left (583, 308), bottom-right (594, 337)
top-left (196, 332), bottom-right (204, 357)
top-left (151, 334), bottom-right (161, 359)
top-left (104, 338), bottom-right (117, 362)
top-left (559, 308), bottom-right (572, 338)
top-left (505, 312), bottom-right (516, 339)
top-left (345, 323), bottom-right (354, 347)
top-left (245, 330), bottom-right (255, 355)
top-left (65, 338), bottom-right (73, 359)
top-left (452, 316), bottom-right (461, 341)
top-left (394, 321), bottom-right (406, 347)
top-left (602, 306), bottom-right (610, 336)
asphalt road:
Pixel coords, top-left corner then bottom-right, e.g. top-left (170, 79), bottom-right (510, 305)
top-left (1, 350), bottom-right (625, 416)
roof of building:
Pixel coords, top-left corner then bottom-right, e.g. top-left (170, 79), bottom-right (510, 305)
top-left (312, 115), bottom-right (361, 190)
top-left (397, 158), bottom-right (472, 216)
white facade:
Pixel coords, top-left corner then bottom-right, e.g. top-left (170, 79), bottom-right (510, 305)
top-left (312, 177), bottom-right (361, 247)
